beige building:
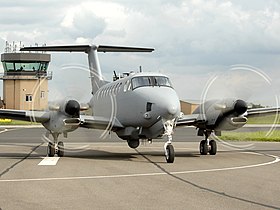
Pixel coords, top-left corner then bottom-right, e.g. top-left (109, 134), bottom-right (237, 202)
top-left (1, 52), bottom-right (52, 110)
top-left (180, 100), bottom-right (200, 114)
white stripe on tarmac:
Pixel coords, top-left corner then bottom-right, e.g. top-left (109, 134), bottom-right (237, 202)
top-left (0, 153), bottom-right (279, 183)
top-left (0, 129), bottom-right (9, 134)
top-left (38, 157), bottom-right (60, 166)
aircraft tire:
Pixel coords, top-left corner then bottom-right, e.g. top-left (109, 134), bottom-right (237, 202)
top-left (200, 140), bottom-right (208, 155)
top-left (209, 140), bottom-right (217, 155)
top-left (57, 141), bottom-right (64, 157)
top-left (165, 144), bottom-right (175, 163)
top-left (48, 142), bottom-right (55, 157)
top-left (127, 139), bottom-right (140, 149)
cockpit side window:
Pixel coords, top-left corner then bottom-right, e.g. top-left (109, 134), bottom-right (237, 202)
top-left (154, 76), bottom-right (173, 87)
top-left (131, 76), bottom-right (173, 90)
top-left (131, 77), bottom-right (152, 89)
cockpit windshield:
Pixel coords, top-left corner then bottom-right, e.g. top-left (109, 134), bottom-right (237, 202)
top-left (131, 76), bottom-right (173, 90)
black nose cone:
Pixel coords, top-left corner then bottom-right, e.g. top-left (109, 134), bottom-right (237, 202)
top-left (65, 100), bottom-right (80, 117)
top-left (234, 100), bottom-right (247, 115)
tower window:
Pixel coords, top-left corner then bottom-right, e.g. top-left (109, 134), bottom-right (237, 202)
top-left (25, 94), bottom-right (32, 102)
top-left (40, 91), bottom-right (45, 99)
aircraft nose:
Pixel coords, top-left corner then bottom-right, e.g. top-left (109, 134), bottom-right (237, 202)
top-left (161, 100), bottom-right (180, 119)
top-left (168, 104), bottom-right (178, 115)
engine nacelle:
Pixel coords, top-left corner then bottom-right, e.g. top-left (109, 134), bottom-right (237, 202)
top-left (193, 98), bottom-right (248, 130)
top-left (44, 99), bottom-right (81, 134)
top-left (49, 99), bottom-right (81, 117)
top-left (216, 116), bottom-right (248, 131)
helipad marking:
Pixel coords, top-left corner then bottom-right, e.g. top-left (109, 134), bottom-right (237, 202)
top-left (0, 153), bottom-right (279, 183)
top-left (38, 157), bottom-right (60, 166)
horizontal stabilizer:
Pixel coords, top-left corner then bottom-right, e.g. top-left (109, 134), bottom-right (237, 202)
top-left (20, 45), bottom-right (154, 53)
top-left (21, 45), bottom-right (91, 52)
top-left (97, 45), bottom-right (154, 52)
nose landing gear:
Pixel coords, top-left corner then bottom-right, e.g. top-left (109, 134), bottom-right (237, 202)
top-left (163, 119), bottom-right (176, 163)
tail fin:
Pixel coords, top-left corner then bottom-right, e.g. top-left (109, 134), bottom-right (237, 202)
top-left (21, 45), bottom-right (154, 94)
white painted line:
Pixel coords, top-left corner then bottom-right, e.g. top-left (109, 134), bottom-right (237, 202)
top-left (0, 129), bottom-right (9, 134)
top-left (0, 154), bottom-right (279, 183)
top-left (241, 151), bottom-right (264, 156)
top-left (38, 157), bottom-right (60, 166)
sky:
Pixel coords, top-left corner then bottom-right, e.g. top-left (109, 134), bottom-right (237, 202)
top-left (0, 0), bottom-right (280, 105)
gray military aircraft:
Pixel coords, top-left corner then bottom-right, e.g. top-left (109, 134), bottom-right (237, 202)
top-left (0, 44), bottom-right (278, 163)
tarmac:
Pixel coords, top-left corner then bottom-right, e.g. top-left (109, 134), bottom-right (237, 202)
top-left (0, 126), bottom-right (280, 210)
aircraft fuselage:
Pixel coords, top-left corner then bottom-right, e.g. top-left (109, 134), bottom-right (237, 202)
top-left (90, 72), bottom-right (181, 140)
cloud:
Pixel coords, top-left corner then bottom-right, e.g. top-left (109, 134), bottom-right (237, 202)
top-left (0, 0), bottom-right (280, 104)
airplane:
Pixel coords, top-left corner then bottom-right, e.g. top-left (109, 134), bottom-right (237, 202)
top-left (0, 44), bottom-right (278, 163)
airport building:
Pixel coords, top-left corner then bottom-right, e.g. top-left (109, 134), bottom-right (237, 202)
top-left (0, 48), bottom-right (52, 110)
top-left (180, 99), bottom-right (199, 114)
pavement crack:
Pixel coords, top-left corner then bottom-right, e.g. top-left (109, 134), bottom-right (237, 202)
top-left (135, 148), bottom-right (280, 210)
top-left (0, 142), bottom-right (43, 178)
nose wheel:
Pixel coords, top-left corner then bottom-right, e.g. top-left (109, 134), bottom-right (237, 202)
top-left (165, 143), bottom-right (175, 163)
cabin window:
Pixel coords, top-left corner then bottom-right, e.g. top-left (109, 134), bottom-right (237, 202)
top-left (117, 83), bottom-right (122, 93)
top-left (123, 80), bottom-right (132, 92)
top-left (109, 86), bottom-right (114, 96)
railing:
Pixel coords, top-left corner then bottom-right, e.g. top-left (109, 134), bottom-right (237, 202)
top-left (0, 71), bottom-right (52, 80)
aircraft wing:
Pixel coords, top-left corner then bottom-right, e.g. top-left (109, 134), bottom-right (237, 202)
top-left (0, 109), bottom-right (50, 123)
top-left (80, 115), bottom-right (124, 130)
top-left (176, 114), bottom-right (206, 127)
top-left (246, 107), bottom-right (279, 118)
top-left (176, 107), bottom-right (280, 127)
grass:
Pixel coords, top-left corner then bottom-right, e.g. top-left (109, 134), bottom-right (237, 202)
top-left (247, 115), bottom-right (280, 124)
top-left (220, 130), bottom-right (280, 142)
top-left (0, 120), bottom-right (39, 125)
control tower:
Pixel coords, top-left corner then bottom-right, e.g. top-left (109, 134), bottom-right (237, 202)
top-left (0, 45), bottom-right (52, 110)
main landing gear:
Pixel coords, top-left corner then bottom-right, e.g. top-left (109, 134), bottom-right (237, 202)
top-left (199, 130), bottom-right (217, 155)
top-left (46, 132), bottom-right (65, 157)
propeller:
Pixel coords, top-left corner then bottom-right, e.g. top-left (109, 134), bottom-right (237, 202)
top-left (200, 64), bottom-right (279, 148)
top-left (201, 65), bottom-right (278, 112)
top-left (39, 63), bottom-right (93, 154)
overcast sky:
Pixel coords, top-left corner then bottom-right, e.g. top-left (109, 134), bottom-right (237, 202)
top-left (0, 0), bottom-right (280, 105)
